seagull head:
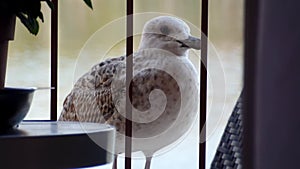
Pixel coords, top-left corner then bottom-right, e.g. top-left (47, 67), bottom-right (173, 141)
top-left (138, 16), bottom-right (201, 56)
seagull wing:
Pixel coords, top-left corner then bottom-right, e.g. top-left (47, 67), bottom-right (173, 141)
top-left (59, 55), bottom-right (126, 124)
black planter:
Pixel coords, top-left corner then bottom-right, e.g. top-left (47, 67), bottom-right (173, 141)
top-left (0, 88), bottom-right (35, 129)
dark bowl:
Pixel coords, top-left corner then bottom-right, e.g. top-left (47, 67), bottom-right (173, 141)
top-left (0, 88), bottom-right (35, 129)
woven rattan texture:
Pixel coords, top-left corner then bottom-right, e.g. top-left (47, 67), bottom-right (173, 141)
top-left (210, 95), bottom-right (243, 169)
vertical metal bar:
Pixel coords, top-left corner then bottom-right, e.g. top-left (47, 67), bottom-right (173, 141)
top-left (200, 0), bottom-right (208, 168)
top-left (244, 0), bottom-right (258, 168)
top-left (50, 0), bottom-right (58, 121)
top-left (125, 0), bottom-right (133, 169)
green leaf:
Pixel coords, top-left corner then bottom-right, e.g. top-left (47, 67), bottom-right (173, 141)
top-left (38, 11), bottom-right (44, 22)
top-left (83, 0), bottom-right (93, 10)
top-left (17, 13), bottom-right (40, 35)
top-left (45, 0), bottom-right (54, 10)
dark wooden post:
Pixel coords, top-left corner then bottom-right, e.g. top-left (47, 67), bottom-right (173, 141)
top-left (0, 15), bottom-right (16, 89)
top-left (244, 0), bottom-right (300, 168)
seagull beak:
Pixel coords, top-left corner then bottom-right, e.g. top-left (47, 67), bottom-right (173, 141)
top-left (180, 36), bottom-right (201, 50)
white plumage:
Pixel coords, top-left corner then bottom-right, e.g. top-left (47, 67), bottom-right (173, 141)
top-left (59, 16), bottom-right (200, 169)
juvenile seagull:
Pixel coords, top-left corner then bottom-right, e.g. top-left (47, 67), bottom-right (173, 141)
top-left (59, 16), bottom-right (200, 169)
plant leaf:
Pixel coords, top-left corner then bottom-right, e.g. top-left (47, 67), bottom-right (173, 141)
top-left (38, 12), bottom-right (44, 22)
top-left (83, 0), bottom-right (93, 10)
top-left (45, 0), bottom-right (54, 10)
top-left (17, 13), bottom-right (39, 35)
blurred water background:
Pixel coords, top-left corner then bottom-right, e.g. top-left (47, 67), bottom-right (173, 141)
top-left (6, 0), bottom-right (243, 168)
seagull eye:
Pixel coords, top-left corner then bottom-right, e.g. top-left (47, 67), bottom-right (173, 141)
top-left (160, 26), bottom-right (170, 35)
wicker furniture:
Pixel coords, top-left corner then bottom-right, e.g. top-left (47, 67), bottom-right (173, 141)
top-left (211, 93), bottom-right (243, 169)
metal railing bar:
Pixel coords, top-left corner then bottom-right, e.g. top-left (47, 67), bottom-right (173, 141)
top-left (200, 0), bottom-right (209, 168)
top-left (50, 0), bottom-right (58, 121)
top-left (125, 0), bottom-right (134, 169)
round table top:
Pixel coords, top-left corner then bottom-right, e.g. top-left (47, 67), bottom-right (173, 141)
top-left (0, 121), bottom-right (115, 169)
top-left (0, 121), bottom-right (114, 137)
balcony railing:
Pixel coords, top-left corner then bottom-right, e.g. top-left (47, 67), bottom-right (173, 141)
top-left (49, 0), bottom-right (208, 169)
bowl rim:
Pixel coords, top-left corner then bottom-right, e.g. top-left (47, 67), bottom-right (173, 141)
top-left (0, 87), bottom-right (36, 93)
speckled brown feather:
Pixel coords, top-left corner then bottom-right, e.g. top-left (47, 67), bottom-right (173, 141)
top-left (59, 55), bottom-right (126, 132)
top-left (59, 52), bottom-right (182, 137)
